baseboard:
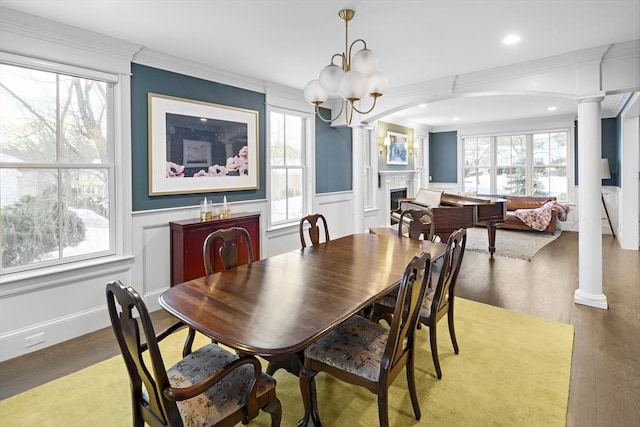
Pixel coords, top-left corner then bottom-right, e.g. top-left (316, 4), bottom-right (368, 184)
top-left (0, 305), bottom-right (110, 362)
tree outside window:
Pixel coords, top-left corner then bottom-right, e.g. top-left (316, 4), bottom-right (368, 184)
top-left (462, 130), bottom-right (568, 200)
top-left (0, 63), bottom-right (113, 272)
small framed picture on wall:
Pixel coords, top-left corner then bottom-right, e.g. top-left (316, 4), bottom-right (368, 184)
top-left (386, 131), bottom-right (408, 165)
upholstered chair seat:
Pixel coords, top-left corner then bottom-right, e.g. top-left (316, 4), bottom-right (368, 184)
top-left (161, 344), bottom-right (278, 424)
top-left (303, 315), bottom-right (397, 382)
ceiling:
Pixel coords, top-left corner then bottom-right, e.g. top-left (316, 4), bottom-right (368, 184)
top-left (2, 0), bottom-right (638, 129)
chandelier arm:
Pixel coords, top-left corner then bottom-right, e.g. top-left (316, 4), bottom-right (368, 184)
top-left (330, 53), bottom-right (344, 66)
top-left (345, 101), bottom-right (354, 126)
top-left (348, 39), bottom-right (368, 65)
top-left (351, 96), bottom-right (378, 115)
top-left (315, 102), bottom-right (345, 123)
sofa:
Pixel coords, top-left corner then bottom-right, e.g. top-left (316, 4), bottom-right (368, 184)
top-left (478, 194), bottom-right (560, 234)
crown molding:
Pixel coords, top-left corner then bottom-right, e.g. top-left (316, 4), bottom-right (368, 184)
top-left (133, 48), bottom-right (265, 94)
top-left (0, 7), bottom-right (141, 73)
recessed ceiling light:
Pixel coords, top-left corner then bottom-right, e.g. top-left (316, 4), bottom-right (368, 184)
top-left (418, 104), bottom-right (427, 108)
top-left (453, 117), bottom-right (460, 121)
top-left (503, 34), bottom-right (521, 45)
top-left (547, 106), bottom-right (557, 111)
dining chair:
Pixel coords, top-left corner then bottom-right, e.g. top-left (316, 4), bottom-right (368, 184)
top-left (203, 226), bottom-right (254, 275)
top-left (106, 280), bottom-right (282, 427)
top-left (369, 208), bottom-right (435, 241)
top-left (299, 213), bottom-right (330, 248)
top-left (182, 227), bottom-right (255, 356)
top-left (298, 251), bottom-right (432, 427)
top-left (370, 228), bottom-right (467, 379)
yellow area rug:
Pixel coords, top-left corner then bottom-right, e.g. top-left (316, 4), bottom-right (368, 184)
top-left (0, 299), bottom-right (573, 426)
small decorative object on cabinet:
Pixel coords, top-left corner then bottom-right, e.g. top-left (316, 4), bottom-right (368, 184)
top-left (169, 212), bottom-right (260, 286)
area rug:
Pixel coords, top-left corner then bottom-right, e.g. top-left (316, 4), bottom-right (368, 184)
top-left (464, 227), bottom-right (562, 260)
top-left (0, 299), bottom-right (574, 426)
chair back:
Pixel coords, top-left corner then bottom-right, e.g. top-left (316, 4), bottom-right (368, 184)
top-left (429, 228), bottom-right (467, 321)
top-left (299, 213), bottom-right (330, 248)
top-left (398, 209), bottom-right (435, 241)
top-left (106, 280), bottom-right (181, 426)
top-left (203, 227), bottom-right (254, 274)
top-left (381, 251), bottom-right (432, 378)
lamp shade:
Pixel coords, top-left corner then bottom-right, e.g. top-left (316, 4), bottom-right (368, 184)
top-left (367, 72), bottom-right (388, 97)
top-left (304, 80), bottom-right (328, 105)
top-left (319, 64), bottom-right (343, 93)
top-left (601, 158), bottom-right (611, 180)
top-left (351, 48), bottom-right (378, 76)
top-left (338, 70), bottom-right (367, 101)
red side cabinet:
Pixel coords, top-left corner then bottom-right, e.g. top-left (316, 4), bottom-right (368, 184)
top-left (169, 212), bottom-right (260, 286)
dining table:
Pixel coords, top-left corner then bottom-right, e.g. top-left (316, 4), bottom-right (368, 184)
top-left (159, 231), bottom-right (447, 422)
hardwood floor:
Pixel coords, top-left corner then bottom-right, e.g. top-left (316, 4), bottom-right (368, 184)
top-left (0, 231), bottom-right (638, 426)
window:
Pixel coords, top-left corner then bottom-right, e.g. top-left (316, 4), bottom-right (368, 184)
top-left (0, 62), bottom-right (114, 274)
top-left (364, 127), bottom-right (374, 209)
top-left (269, 110), bottom-right (307, 224)
top-left (532, 132), bottom-right (568, 197)
top-left (496, 135), bottom-right (527, 195)
top-left (463, 136), bottom-right (491, 194)
top-left (462, 130), bottom-right (569, 200)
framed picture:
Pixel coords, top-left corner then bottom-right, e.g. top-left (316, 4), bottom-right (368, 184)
top-left (148, 93), bottom-right (259, 195)
top-left (386, 131), bottom-right (408, 165)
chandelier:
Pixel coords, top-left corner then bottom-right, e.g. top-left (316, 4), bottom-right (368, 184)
top-left (303, 9), bottom-right (388, 126)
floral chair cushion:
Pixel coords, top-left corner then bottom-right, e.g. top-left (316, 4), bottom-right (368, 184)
top-left (160, 343), bottom-right (276, 426)
top-left (304, 315), bottom-right (392, 382)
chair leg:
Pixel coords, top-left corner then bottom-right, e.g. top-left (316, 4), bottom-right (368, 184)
top-left (406, 353), bottom-right (421, 420)
top-left (262, 392), bottom-right (283, 427)
top-left (183, 327), bottom-right (196, 357)
top-left (448, 309), bottom-right (459, 354)
top-left (377, 388), bottom-right (390, 427)
top-left (429, 323), bottom-right (442, 379)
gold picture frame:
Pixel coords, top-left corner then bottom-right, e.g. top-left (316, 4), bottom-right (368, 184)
top-left (148, 93), bottom-right (259, 195)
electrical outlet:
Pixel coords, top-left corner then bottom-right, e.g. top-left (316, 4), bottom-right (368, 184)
top-left (25, 332), bottom-right (45, 348)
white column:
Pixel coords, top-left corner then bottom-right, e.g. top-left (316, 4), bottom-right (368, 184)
top-left (352, 125), bottom-right (365, 233)
top-left (575, 95), bottom-right (608, 309)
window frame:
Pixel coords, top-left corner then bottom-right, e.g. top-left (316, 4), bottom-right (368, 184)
top-left (266, 106), bottom-right (313, 229)
top-left (460, 128), bottom-right (572, 202)
top-left (0, 53), bottom-right (120, 279)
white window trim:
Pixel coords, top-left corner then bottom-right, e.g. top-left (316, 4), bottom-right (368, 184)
top-left (458, 126), bottom-right (575, 202)
top-left (265, 105), bottom-right (315, 230)
top-left (0, 53), bottom-right (132, 285)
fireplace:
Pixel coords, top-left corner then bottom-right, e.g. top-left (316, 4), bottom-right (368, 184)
top-left (390, 188), bottom-right (407, 211)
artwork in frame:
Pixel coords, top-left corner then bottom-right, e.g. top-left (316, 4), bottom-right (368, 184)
top-left (148, 93), bottom-right (259, 195)
top-left (386, 131), bottom-right (408, 165)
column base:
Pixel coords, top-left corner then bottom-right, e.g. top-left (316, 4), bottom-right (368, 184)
top-left (574, 289), bottom-right (608, 309)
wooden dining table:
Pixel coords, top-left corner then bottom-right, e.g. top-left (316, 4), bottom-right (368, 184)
top-left (159, 232), bottom-right (447, 423)
top-left (160, 232), bottom-right (446, 357)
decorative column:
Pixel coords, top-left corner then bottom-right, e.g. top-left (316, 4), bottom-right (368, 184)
top-left (352, 124), bottom-right (365, 233)
top-left (575, 94), bottom-right (608, 309)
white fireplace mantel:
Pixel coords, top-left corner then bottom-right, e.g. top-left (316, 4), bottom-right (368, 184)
top-left (379, 170), bottom-right (422, 225)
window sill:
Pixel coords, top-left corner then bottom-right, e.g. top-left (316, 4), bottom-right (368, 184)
top-left (0, 255), bottom-right (134, 297)
top-left (267, 221), bottom-right (300, 234)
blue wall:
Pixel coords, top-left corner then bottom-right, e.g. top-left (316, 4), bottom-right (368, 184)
top-left (315, 108), bottom-right (352, 193)
top-left (574, 118), bottom-right (619, 186)
top-left (130, 64), bottom-right (266, 211)
top-left (429, 131), bottom-right (457, 183)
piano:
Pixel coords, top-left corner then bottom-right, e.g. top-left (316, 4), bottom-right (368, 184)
top-left (398, 192), bottom-right (506, 255)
